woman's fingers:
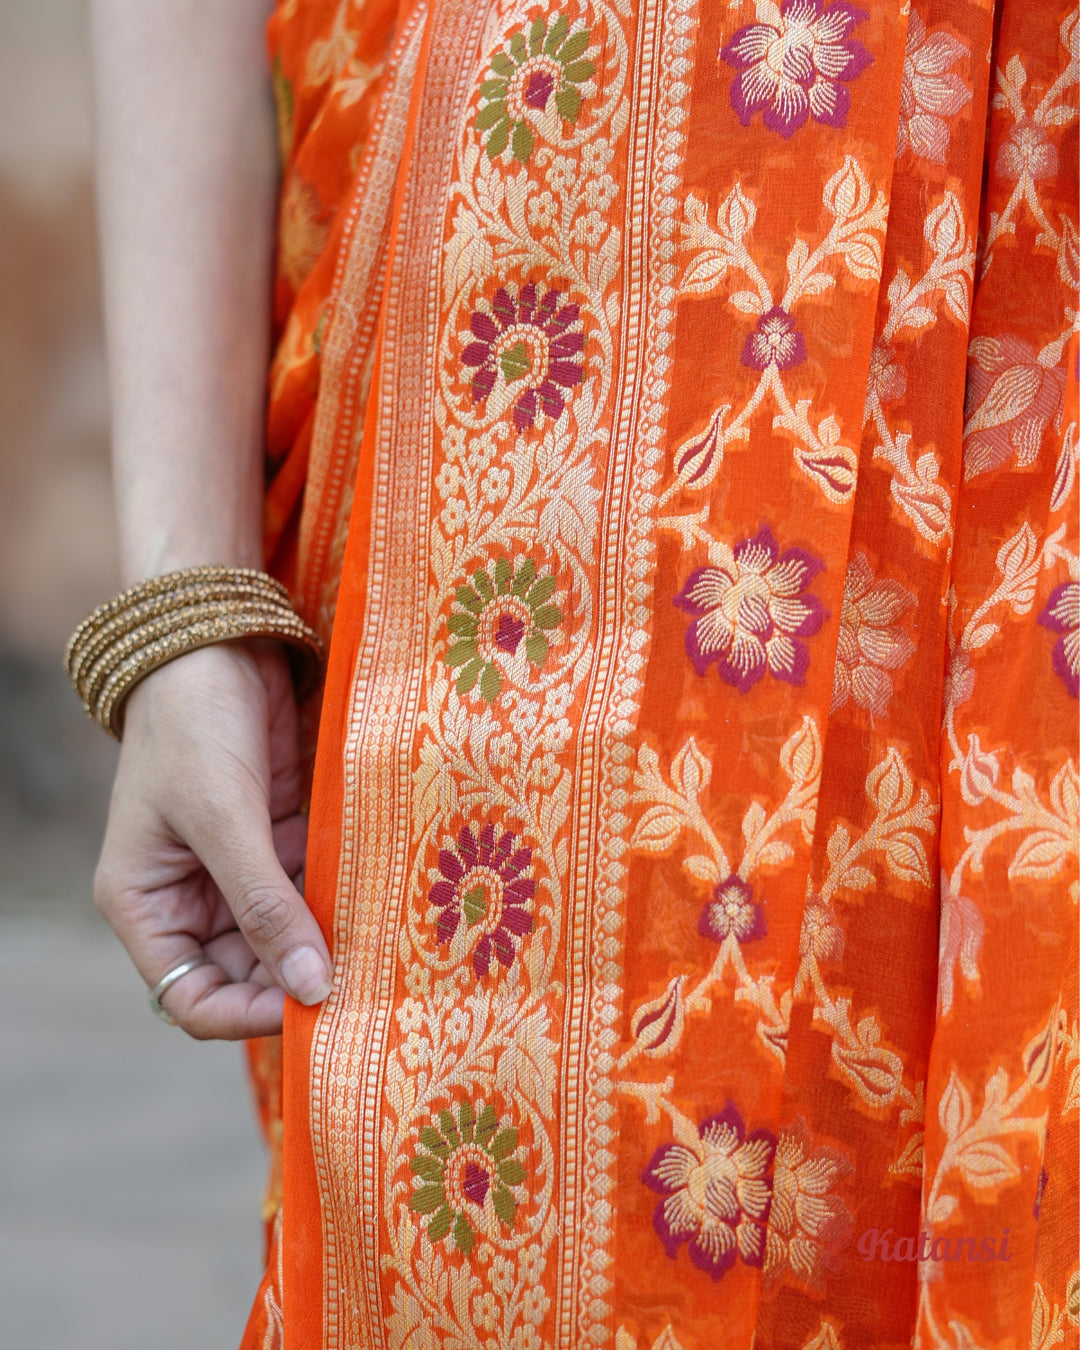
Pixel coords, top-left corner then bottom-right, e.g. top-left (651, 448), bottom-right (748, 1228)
top-left (94, 868), bottom-right (285, 1037)
top-left (180, 786), bottom-right (333, 1008)
top-left (97, 792), bottom-right (330, 1037)
top-left (92, 643), bottom-right (332, 1040)
top-left (156, 959), bottom-right (287, 1040)
top-left (203, 926), bottom-right (273, 984)
top-left (143, 924), bottom-right (282, 1039)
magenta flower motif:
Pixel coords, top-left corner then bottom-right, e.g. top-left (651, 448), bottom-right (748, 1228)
top-left (721, 0), bottom-right (873, 138)
top-left (674, 526), bottom-right (825, 692)
top-left (429, 822), bottom-right (536, 978)
top-left (741, 307), bottom-right (807, 371)
top-left (461, 282), bottom-right (584, 429)
top-left (1039, 581), bottom-right (1079, 697)
top-left (643, 1103), bottom-right (776, 1280)
top-left (462, 1161), bottom-right (491, 1207)
top-left (699, 875), bottom-right (766, 944)
top-left (524, 69), bottom-right (555, 108)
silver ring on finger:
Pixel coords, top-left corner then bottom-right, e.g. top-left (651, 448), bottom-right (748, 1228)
top-left (148, 955), bottom-right (210, 1025)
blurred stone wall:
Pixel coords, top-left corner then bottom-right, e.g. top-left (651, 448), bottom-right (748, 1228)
top-left (0, 1), bottom-right (119, 911)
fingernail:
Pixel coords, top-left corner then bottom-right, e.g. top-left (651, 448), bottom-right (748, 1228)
top-left (280, 946), bottom-right (333, 1005)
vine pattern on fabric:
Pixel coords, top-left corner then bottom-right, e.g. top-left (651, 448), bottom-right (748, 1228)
top-left (381, 4), bottom-right (632, 1345)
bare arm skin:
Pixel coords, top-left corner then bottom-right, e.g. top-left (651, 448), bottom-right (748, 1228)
top-left (90, 0), bottom-right (333, 1038)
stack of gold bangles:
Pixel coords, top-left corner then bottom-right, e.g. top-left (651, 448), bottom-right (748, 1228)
top-left (64, 564), bottom-right (324, 739)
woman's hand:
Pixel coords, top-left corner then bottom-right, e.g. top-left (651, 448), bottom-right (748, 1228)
top-left (89, 1), bottom-right (310, 1038)
top-left (94, 641), bottom-right (333, 1039)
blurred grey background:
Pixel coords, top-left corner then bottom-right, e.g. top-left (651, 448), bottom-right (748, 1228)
top-left (0, 3), bottom-right (266, 1346)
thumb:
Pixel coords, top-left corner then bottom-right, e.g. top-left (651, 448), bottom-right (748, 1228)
top-left (193, 796), bottom-right (333, 1007)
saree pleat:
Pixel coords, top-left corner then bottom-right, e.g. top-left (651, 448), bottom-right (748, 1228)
top-left (243, 1), bottom-right (1079, 1346)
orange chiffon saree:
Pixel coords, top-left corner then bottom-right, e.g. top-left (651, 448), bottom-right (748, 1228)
top-left (245, 0), bottom-right (1079, 1344)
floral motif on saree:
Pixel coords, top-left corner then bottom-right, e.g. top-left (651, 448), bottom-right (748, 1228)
top-left (244, 0), bottom-right (1079, 1346)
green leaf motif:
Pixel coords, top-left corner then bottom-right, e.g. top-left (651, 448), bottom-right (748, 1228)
top-left (448, 612), bottom-right (477, 637)
top-left (533, 604), bottom-right (562, 630)
top-left (490, 52), bottom-right (516, 79)
top-left (456, 659), bottom-right (483, 695)
top-left (511, 121), bottom-right (534, 164)
top-left (480, 663), bottom-right (503, 702)
top-left (453, 1214), bottom-right (474, 1254)
top-left (557, 30), bottom-right (591, 63)
top-left (509, 31), bottom-right (527, 64)
top-left (428, 1206), bottom-right (453, 1241)
top-left (544, 14), bottom-right (569, 55)
top-left (526, 574), bottom-right (557, 608)
top-left (479, 78), bottom-right (507, 99)
top-left (489, 1127), bottom-right (519, 1161)
top-left (524, 632), bottom-right (549, 667)
top-left (475, 100), bottom-right (507, 131)
top-left (492, 1185), bottom-right (517, 1227)
top-left (445, 640), bottom-right (478, 668)
top-left (458, 1099), bottom-right (476, 1138)
top-left (410, 1154), bottom-right (443, 1180)
top-left (494, 555), bottom-right (512, 593)
top-left (410, 1184), bottom-right (445, 1215)
top-left (554, 86), bottom-right (581, 123)
top-left (419, 1125), bottom-right (448, 1157)
top-left (474, 569), bottom-right (494, 600)
top-left (512, 559), bottom-right (536, 596)
top-left (564, 59), bottom-right (596, 83)
top-left (439, 1109), bottom-right (461, 1149)
top-left (476, 1104), bottom-right (498, 1144)
top-left (486, 120), bottom-right (510, 159)
top-left (462, 885), bottom-right (488, 928)
top-left (499, 340), bottom-right (531, 384)
top-left (498, 1157), bottom-right (527, 1186)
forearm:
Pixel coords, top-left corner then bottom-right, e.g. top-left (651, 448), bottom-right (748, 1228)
top-left (90, 0), bottom-right (278, 585)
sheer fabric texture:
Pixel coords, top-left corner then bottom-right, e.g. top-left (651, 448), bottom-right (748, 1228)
top-left (243, 0), bottom-right (1079, 1345)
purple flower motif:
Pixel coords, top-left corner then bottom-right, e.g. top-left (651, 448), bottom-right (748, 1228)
top-left (429, 822), bottom-right (536, 978)
top-left (463, 1161), bottom-right (491, 1208)
top-left (461, 282), bottom-right (584, 429)
top-left (721, 0), bottom-right (873, 138)
top-left (524, 69), bottom-right (556, 109)
top-left (674, 526), bottom-right (826, 692)
top-left (699, 875), bottom-right (766, 944)
top-left (741, 307), bottom-right (807, 371)
top-left (1039, 581), bottom-right (1079, 698)
top-left (495, 612), bottom-right (526, 653)
top-left (643, 1103), bottom-right (776, 1280)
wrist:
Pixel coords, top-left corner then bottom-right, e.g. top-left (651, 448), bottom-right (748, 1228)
top-left (121, 640), bottom-right (265, 730)
top-left (65, 566), bottom-right (322, 738)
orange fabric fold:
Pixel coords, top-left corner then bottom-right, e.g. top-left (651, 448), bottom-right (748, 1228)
top-left (245, 0), bottom-right (1078, 1345)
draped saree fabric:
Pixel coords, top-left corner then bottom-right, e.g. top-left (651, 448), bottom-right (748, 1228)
top-left (244, 0), bottom-right (1079, 1345)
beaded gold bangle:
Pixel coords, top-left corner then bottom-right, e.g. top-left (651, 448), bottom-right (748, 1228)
top-left (64, 565), bottom-right (324, 739)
